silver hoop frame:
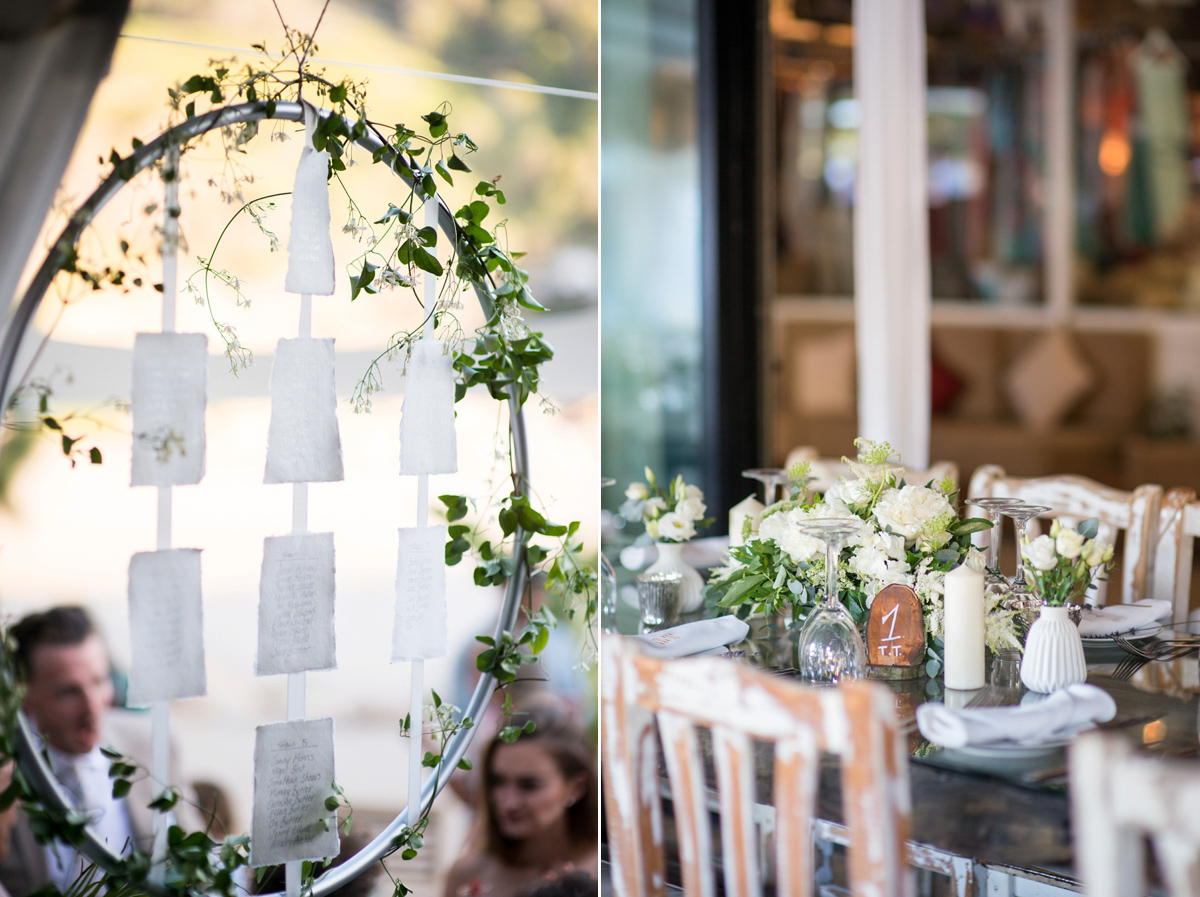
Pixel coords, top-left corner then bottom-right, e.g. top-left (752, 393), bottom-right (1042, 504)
top-left (0, 100), bottom-right (530, 895)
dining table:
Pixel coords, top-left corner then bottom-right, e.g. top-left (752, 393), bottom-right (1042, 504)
top-left (608, 597), bottom-right (1200, 895)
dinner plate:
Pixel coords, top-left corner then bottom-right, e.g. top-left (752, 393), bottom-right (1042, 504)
top-left (1081, 622), bottom-right (1163, 645)
top-left (948, 737), bottom-right (1072, 760)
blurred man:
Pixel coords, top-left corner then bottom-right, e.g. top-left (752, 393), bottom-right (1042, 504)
top-left (0, 607), bottom-right (190, 897)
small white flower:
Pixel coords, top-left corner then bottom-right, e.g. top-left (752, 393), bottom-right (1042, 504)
top-left (643, 497), bottom-right (667, 519)
top-left (656, 511), bottom-right (695, 542)
top-left (645, 518), bottom-right (660, 539)
top-left (625, 482), bottom-right (648, 501)
top-left (676, 496), bottom-right (706, 522)
top-left (1022, 535), bottom-right (1059, 572)
top-left (965, 546), bottom-right (987, 573)
top-left (828, 477), bottom-right (874, 507)
top-left (1083, 538), bottom-right (1111, 567)
top-left (1055, 527), bottom-right (1086, 560)
top-left (684, 484), bottom-right (704, 502)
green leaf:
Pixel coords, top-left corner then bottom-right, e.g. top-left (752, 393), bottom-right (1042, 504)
top-left (89, 447), bottom-right (102, 464)
top-left (324, 796), bottom-right (340, 811)
top-left (350, 260), bottom-right (378, 301)
top-left (530, 625), bottom-right (550, 655)
top-left (457, 758), bottom-right (473, 771)
top-left (949, 517), bottom-right (992, 537)
top-left (148, 787), bottom-right (179, 811)
top-left (422, 110), bottom-right (448, 138)
top-left (434, 160), bottom-right (453, 185)
top-left (1077, 518), bottom-right (1100, 540)
top-left (42, 417), bottom-right (61, 431)
top-left (112, 779), bottom-right (132, 799)
top-left (447, 153), bottom-right (471, 172)
top-left (410, 246), bottom-right (443, 276)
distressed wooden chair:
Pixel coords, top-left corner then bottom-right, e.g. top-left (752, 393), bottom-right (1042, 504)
top-left (601, 636), bottom-right (913, 897)
top-left (966, 465), bottom-right (1164, 606)
top-left (1150, 486), bottom-right (1199, 625)
top-left (785, 445), bottom-right (958, 497)
top-left (1071, 730), bottom-right (1200, 897)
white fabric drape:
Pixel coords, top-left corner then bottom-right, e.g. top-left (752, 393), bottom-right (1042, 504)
top-left (852, 0), bottom-right (931, 468)
top-left (0, 1), bottom-right (128, 330)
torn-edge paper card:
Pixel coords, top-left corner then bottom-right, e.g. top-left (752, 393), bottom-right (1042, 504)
top-left (256, 532), bottom-right (337, 675)
top-left (131, 332), bottom-right (207, 487)
top-left (250, 717), bottom-right (339, 867)
top-left (127, 548), bottom-right (207, 706)
top-left (265, 337), bottom-right (345, 484)
top-left (284, 108), bottom-right (335, 295)
top-left (398, 340), bottom-right (457, 475)
top-left (392, 525), bottom-right (447, 661)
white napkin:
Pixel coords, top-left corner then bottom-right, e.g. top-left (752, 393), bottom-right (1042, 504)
top-left (631, 615), bottom-right (749, 659)
top-left (1077, 599), bottom-right (1171, 638)
top-left (916, 683), bottom-right (1116, 748)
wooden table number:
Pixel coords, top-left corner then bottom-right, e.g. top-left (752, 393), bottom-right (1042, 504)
top-left (867, 583), bottom-right (925, 679)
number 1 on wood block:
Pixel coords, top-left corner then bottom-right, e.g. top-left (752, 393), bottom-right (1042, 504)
top-left (866, 583), bottom-right (924, 667)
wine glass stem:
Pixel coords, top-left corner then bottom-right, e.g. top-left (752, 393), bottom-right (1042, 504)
top-left (1012, 516), bottom-right (1030, 587)
top-left (985, 510), bottom-right (1000, 572)
top-left (824, 539), bottom-right (837, 606)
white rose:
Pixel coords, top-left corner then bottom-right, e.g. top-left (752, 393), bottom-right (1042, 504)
top-left (643, 497), bottom-right (667, 519)
top-left (676, 496), bottom-right (707, 522)
top-left (1083, 538), bottom-right (1112, 567)
top-left (872, 485), bottom-right (954, 544)
top-left (684, 484), bottom-right (704, 501)
top-left (1022, 534), bottom-right (1059, 572)
top-left (964, 546), bottom-right (987, 573)
top-left (625, 482), bottom-right (648, 501)
top-left (656, 511), bottom-right (695, 542)
top-left (1055, 527), bottom-right (1086, 560)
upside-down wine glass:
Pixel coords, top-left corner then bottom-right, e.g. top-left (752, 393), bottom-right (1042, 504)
top-left (600, 477), bottom-right (619, 632)
top-left (742, 468), bottom-right (789, 505)
top-left (966, 496), bottom-right (1027, 587)
top-left (998, 503), bottom-right (1052, 597)
top-left (794, 518), bottom-right (866, 683)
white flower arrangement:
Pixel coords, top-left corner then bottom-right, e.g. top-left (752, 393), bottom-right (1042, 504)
top-left (621, 467), bottom-right (712, 543)
top-left (706, 439), bottom-right (1021, 671)
top-left (1021, 518), bottom-right (1115, 606)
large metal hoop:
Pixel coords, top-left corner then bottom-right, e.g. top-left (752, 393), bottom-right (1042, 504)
top-left (1, 101), bottom-right (530, 895)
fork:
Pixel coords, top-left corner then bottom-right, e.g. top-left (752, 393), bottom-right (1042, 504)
top-left (1112, 635), bottom-right (1200, 660)
top-left (1109, 653), bottom-right (1150, 681)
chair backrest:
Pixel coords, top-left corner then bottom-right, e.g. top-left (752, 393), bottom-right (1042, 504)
top-left (1071, 731), bottom-right (1200, 897)
top-left (966, 464), bottom-right (1163, 606)
top-left (1152, 486), bottom-right (1199, 625)
top-left (785, 445), bottom-right (959, 497)
top-left (601, 637), bottom-right (913, 897)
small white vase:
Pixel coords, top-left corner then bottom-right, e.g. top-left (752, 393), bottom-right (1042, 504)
top-left (645, 541), bottom-right (705, 613)
top-left (1020, 604), bottom-right (1087, 693)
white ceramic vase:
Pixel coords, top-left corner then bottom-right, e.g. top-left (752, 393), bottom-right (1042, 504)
top-left (1020, 604), bottom-right (1086, 693)
top-left (646, 541), bottom-right (705, 613)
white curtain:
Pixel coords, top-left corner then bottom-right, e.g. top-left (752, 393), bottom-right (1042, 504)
top-left (0, 1), bottom-right (129, 332)
top-left (852, 0), bottom-right (931, 468)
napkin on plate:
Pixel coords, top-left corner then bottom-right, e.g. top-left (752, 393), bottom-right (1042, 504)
top-left (916, 683), bottom-right (1116, 748)
top-left (631, 615), bottom-right (750, 659)
top-left (1077, 599), bottom-right (1171, 638)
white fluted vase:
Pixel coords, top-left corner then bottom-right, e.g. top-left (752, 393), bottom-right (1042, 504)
top-left (1020, 604), bottom-right (1086, 693)
top-left (646, 541), bottom-right (705, 613)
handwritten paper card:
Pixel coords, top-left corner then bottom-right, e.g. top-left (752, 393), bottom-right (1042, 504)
top-left (256, 532), bottom-right (337, 675)
top-left (130, 332), bottom-right (207, 487)
top-left (398, 340), bottom-right (457, 475)
top-left (284, 128), bottom-right (335, 296)
top-left (127, 548), bottom-right (206, 705)
top-left (250, 717), bottom-right (339, 867)
top-left (265, 338), bottom-right (345, 484)
top-left (392, 525), bottom-right (447, 661)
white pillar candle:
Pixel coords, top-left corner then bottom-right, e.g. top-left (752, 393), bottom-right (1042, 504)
top-left (943, 563), bottom-right (985, 690)
top-left (728, 494), bottom-right (765, 547)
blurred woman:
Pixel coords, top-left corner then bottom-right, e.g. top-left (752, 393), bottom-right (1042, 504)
top-left (442, 699), bottom-right (597, 897)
